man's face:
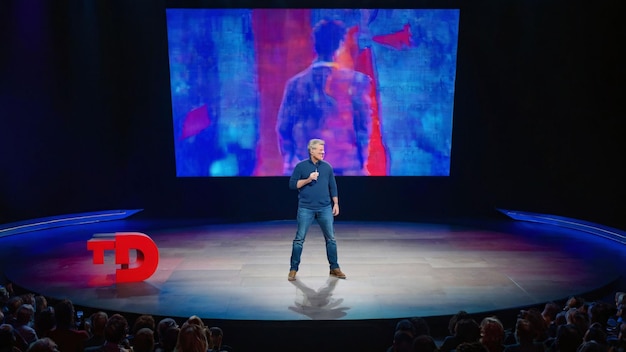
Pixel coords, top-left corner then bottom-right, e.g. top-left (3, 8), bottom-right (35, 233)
top-left (310, 144), bottom-right (325, 162)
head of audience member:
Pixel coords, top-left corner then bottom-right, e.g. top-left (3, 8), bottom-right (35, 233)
top-left (132, 315), bottom-right (156, 336)
top-left (565, 296), bottom-right (586, 311)
top-left (185, 315), bottom-right (205, 328)
top-left (396, 319), bottom-right (417, 338)
top-left (104, 314), bottom-right (129, 345)
top-left (160, 325), bottom-right (180, 352)
top-left (568, 309), bottom-right (590, 337)
top-left (34, 296), bottom-right (48, 315)
top-left (208, 327), bottom-right (223, 350)
top-left (412, 334), bottom-right (438, 352)
top-left (410, 317), bottom-right (431, 337)
top-left (53, 299), bottom-right (77, 330)
top-left (518, 308), bottom-right (547, 339)
top-left (449, 311), bottom-right (470, 336)
top-left (19, 294), bottom-right (35, 307)
top-left (175, 322), bottom-right (208, 352)
top-left (576, 340), bottom-right (606, 352)
top-left (15, 304), bottom-right (35, 327)
top-left (479, 316), bottom-right (504, 352)
top-left (26, 337), bottom-right (59, 352)
top-left (455, 318), bottom-right (481, 343)
top-left (0, 286), bottom-right (10, 307)
top-left (543, 302), bottom-right (561, 324)
top-left (133, 327), bottom-right (154, 352)
top-left (392, 330), bottom-right (414, 352)
top-left (457, 341), bottom-right (488, 352)
top-left (4, 296), bottom-right (23, 323)
top-left (554, 324), bottom-right (583, 352)
top-left (584, 322), bottom-right (607, 345)
top-left (587, 302), bottom-right (611, 329)
top-left (0, 324), bottom-right (17, 349)
top-left (513, 319), bottom-right (534, 344)
top-left (34, 307), bottom-right (55, 338)
top-left (90, 311), bottom-right (108, 337)
top-left (614, 292), bottom-right (625, 307)
top-left (156, 318), bottom-right (178, 344)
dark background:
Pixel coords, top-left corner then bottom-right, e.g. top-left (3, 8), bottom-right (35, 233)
top-left (1, 0), bottom-right (623, 229)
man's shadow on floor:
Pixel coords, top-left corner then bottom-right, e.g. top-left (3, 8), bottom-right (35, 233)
top-left (288, 277), bottom-right (350, 319)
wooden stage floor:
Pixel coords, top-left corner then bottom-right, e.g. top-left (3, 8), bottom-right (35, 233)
top-left (2, 217), bottom-right (624, 322)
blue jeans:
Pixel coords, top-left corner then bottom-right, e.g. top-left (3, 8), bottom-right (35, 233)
top-left (290, 205), bottom-right (339, 271)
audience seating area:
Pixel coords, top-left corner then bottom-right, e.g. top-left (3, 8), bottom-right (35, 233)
top-left (1, 280), bottom-right (624, 352)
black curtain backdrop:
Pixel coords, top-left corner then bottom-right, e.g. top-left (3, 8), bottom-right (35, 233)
top-left (1, 0), bottom-right (623, 228)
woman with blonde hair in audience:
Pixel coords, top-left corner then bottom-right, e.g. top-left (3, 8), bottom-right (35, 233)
top-left (174, 322), bottom-right (208, 352)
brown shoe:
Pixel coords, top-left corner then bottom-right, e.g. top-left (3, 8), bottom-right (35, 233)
top-left (288, 270), bottom-right (297, 281)
top-left (329, 268), bottom-right (346, 279)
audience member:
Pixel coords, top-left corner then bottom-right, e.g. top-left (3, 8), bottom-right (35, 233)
top-left (412, 334), bottom-right (439, 352)
top-left (608, 322), bottom-right (625, 352)
top-left (440, 318), bottom-right (481, 352)
top-left (411, 317), bottom-right (432, 337)
top-left (388, 319), bottom-right (418, 352)
top-left (26, 337), bottom-right (59, 352)
top-left (584, 323), bottom-right (608, 348)
top-left (457, 342), bottom-right (489, 352)
top-left (33, 307), bottom-right (55, 340)
top-left (127, 315), bottom-right (155, 348)
top-left (547, 324), bottom-right (583, 352)
top-left (588, 303), bottom-right (612, 330)
top-left (480, 316), bottom-right (505, 352)
top-left (34, 297), bottom-right (48, 317)
top-left (154, 318), bottom-right (178, 352)
top-left (47, 299), bottom-right (89, 352)
top-left (503, 319), bottom-right (545, 352)
top-left (391, 331), bottom-right (414, 352)
top-left (449, 312), bottom-right (471, 336)
top-left (576, 341), bottom-right (606, 352)
top-left (175, 322), bottom-right (208, 352)
top-left (12, 304), bottom-right (38, 346)
top-left (543, 303), bottom-right (562, 339)
top-left (208, 327), bottom-right (232, 352)
top-left (132, 328), bottom-right (154, 352)
top-left (3, 297), bottom-right (24, 326)
top-left (84, 313), bottom-right (131, 352)
top-left (155, 325), bottom-right (179, 352)
top-left (83, 312), bottom-right (108, 349)
top-left (0, 324), bottom-right (22, 352)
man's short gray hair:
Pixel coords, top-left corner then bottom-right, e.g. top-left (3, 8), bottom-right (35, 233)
top-left (308, 139), bottom-right (325, 153)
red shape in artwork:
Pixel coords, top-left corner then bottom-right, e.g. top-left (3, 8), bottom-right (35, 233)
top-left (180, 104), bottom-right (211, 140)
top-left (372, 24), bottom-right (412, 50)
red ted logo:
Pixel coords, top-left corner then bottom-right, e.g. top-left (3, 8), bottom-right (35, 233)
top-left (87, 232), bottom-right (159, 283)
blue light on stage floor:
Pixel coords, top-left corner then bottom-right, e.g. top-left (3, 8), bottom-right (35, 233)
top-left (497, 208), bottom-right (626, 245)
top-left (0, 209), bottom-right (143, 238)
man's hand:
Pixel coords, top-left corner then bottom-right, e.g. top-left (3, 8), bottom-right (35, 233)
top-left (332, 203), bottom-right (339, 216)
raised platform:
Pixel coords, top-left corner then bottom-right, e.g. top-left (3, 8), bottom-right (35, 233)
top-left (2, 216), bottom-right (622, 321)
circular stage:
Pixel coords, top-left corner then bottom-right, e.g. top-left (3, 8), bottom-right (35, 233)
top-left (2, 217), bottom-right (623, 322)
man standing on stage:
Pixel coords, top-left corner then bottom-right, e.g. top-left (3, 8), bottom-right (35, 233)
top-left (287, 139), bottom-right (346, 281)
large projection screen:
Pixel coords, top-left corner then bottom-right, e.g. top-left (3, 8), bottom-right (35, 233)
top-left (166, 9), bottom-right (459, 177)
